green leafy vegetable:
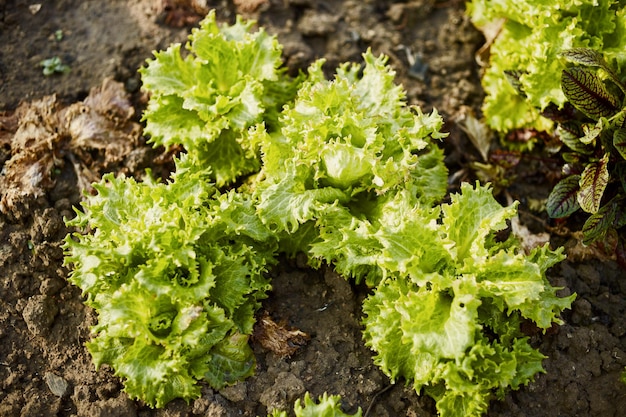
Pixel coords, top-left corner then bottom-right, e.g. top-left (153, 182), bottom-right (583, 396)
top-left (255, 52), bottom-right (448, 284)
top-left (546, 175), bottom-right (581, 218)
top-left (40, 56), bottom-right (70, 76)
top-left (362, 183), bottom-right (574, 417)
top-left (140, 10), bottom-right (301, 186)
top-left (64, 11), bottom-right (574, 414)
top-left (268, 392), bottom-right (362, 417)
top-left (64, 166), bottom-right (277, 407)
top-left (467, 0), bottom-right (626, 134)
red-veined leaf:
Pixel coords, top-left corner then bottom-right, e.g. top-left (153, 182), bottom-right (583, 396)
top-left (503, 70), bottom-right (527, 97)
top-left (561, 68), bottom-right (620, 119)
top-left (560, 48), bottom-right (606, 66)
top-left (560, 48), bottom-right (626, 94)
top-left (557, 122), bottom-right (593, 154)
top-left (546, 175), bottom-right (581, 218)
top-left (561, 152), bottom-right (583, 165)
top-left (582, 203), bottom-right (616, 245)
top-left (577, 154), bottom-right (609, 214)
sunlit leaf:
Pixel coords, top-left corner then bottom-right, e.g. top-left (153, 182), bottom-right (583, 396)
top-left (561, 67), bottom-right (619, 119)
top-left (546, 175), bottom-right (581, 218)
top-left (580, 120), bottom-right (603, 144)
top-left (577, 154), bottom-right (610, 214)
top-left (458, 113), bottom-right (493, 162)
top-left (270, 392), bottom-right (363, 417)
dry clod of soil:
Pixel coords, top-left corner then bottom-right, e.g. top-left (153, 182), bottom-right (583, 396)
top-left (21, 294), bottom-right (59, 336)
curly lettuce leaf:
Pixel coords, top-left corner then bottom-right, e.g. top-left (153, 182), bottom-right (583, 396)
top-left (468, 0), bottom-right (626, 133)
top-left (64, 168), bottom-right (276, 407)
top-left (269, 392), bottom-right (362, 417)
top-left (362, 183), bottom-right (574, 417)
top-left (140, 11), bottom-right (300, 186)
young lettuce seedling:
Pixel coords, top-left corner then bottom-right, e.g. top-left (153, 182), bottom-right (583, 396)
top-left (268, 392), bottom-right (362, 417)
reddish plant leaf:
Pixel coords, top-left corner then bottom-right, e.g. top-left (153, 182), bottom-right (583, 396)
top-left (560, 48), bottom-right (605, 65)
top-left (560, 48), bottom-right (626, 94)
top-left (557, 122), bottom-right (593, 154)
top-left (490, 149), bottom-right (521, 168)
top-left (577, 154), bottom-right (609, 214)
top-left (562, 67), bottom-right (619, 119)
top-left (546, 175), bottom-right (580, 218)
top-left (582, 204), bottom-right (615, 245)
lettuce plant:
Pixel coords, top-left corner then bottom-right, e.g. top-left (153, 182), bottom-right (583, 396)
top-left (140, 10), bottom-right (302, 186)
top-left (64, 164), bottom-right (277, 407)
top-left (254, 52), bottom-right (448, 285)
top-left (362, 183), bottom-right (575, 417)
top-left (64, 11), bottom-right (574, 414)
top-left (467, 0), bottom-right (626, 135)
top-left (268, 392), bottom-right (362, 417)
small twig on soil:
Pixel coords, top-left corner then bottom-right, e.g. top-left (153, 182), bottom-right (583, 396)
top-left (364, 384), bottom-right (394, 417)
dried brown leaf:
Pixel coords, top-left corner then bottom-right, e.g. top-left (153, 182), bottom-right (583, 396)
top-left (457, 111), bottom-right (492, 162)
top-left (0, 78), bottom-right (140, 218)
top-left (0, 96), bottom-right (63, 218)
top-left (233, 0), bottom-right (269, 14)
top-left (65, 78), bottom-right (140, 170)
top-left (253, 311), bottom-right (309, 357)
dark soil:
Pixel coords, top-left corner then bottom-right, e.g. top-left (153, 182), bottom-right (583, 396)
top-left (1, 1), bottom-right (626, 416)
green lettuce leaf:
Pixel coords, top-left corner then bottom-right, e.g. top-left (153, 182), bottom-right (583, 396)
top-left (362, 183), bottom-right (574, 417)
top-left (140, 11), bottom-right (300, 186)
top-left (468, 0), bottom-right (626, 133)
top-left (269, 392), bottom-right (362, 417)
top-left (64, 167), bottom-right (277, 407)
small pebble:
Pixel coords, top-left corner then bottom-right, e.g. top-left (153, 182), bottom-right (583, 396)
top-left (44, 372), bottom-right (69, 397)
